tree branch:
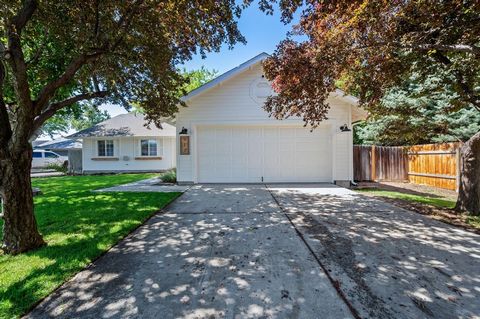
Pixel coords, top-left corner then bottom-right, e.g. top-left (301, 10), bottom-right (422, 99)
top-left (406, 43), bottom-right (480, 56)
top-left (34, 51), bottom-right (104, 113)
top-left (11, 0), bottom-right (37, 33)
top-left (355, 41), bottom-right (480, 57)
top-left (7, 0), bottom-right (38, 109)
top-left (431, 51), bottom-right (480, 111)
top-left (110, 0), bottom-right (145, 51)
top-left (6, 0), bottom-right (38, 146)
top-left (34, 0), bottom-right (145, 114)
top-left (32, 90), bottom-right (108, 133)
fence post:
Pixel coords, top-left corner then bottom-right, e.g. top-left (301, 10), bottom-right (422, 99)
top-left (371, 145), bottom-right (376, 181)
top-left (456, 146), bottom-right (461, 193)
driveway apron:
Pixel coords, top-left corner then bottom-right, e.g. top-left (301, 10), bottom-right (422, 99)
top-left (26, 184), bottom-right (352, 319)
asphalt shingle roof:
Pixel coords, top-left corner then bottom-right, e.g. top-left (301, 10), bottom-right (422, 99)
top-left (68, 113), bottom-right (176, 138)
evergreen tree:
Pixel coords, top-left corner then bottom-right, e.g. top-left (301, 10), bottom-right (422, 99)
top-left (355, 74), bottom-right (480, 146)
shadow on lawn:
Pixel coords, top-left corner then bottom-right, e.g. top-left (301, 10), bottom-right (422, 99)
top-left (359, 182), bottom-right (453, 200)
top-left (0, 185), bottom-right (178, 318)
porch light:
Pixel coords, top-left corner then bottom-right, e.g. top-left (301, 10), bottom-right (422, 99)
top-left (340, 124), bottom-right (351, 132)
top-left (179, 127), bottom-right (188, 135)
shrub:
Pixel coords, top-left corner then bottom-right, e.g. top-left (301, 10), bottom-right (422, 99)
top-left (160, 169), bottom-right (176, 183)
top-left (45, 162), bottom-right (68, 174)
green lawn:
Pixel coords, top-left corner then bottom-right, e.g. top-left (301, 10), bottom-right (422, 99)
top-left (0, 174), bottom-right (181, 319)
top-left (356, 188), bottom-right (480, 229)
top-left (356, 188), bottom-right (457, 208)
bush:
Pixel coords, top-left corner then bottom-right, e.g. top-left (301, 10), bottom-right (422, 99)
top-left (160, 169), bottom-right (176, 183)
top-left (45, 162), bottom-right (68, 174)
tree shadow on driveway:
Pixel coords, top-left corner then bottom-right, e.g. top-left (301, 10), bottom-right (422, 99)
top-left (26, 185), bottom-right (352, 319)
top-left (269, 186), bottom-right (480, 319)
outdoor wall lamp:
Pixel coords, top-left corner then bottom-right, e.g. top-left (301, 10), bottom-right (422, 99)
top-left (179, 127), bottom-right (188, 135)
top-left (340, 124), bottom-right (351, 132)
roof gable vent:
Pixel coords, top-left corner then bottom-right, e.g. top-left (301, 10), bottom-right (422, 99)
top-left (249, 78), bottom-right (274, 104)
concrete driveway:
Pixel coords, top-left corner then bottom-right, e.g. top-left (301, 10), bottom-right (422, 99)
top-left (26, 184), bottom-right (480, 319)
top-left (26, 184), bottom-right (353, 319)
top-left (269, 184), bottom-right (480, 319)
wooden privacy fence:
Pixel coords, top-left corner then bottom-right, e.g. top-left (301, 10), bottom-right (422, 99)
top-left (407, 143), bottom-right (461, 191)
top-left (353, 145), bottom-right (408, 182)
top-left (353, 142), bottom-right (462, 191)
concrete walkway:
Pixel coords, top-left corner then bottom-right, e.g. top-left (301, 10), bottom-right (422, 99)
top-left (26, 184), bottom-right (480, 319)
top-left (94, 177), bottom-right (191, 193)
top-left (31, 169), bottom-right (65, 178)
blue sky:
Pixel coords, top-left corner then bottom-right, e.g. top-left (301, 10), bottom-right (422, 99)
top-left (181, 4), bottom-right (299, 74)
top-left (101, 4), bottom-right (300, 118)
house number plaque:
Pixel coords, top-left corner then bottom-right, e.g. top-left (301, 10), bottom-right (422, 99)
top-left (180, 135), bottom-right (190, 155)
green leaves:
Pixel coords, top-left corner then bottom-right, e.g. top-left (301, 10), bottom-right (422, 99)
top-left (264, 0), bottom-right (480, 127)
top-left (1, 0), bottom-right (249, 138)
top-left (355, 74), bottom-right (480, 146)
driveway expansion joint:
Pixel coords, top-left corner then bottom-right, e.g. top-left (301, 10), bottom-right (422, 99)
top-left (264, 184), bottom-right (362, 319)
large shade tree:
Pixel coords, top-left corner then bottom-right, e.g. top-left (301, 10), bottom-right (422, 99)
top-left (0, 0), bottom-right (249, 254)
top-left (264, 0), bottom-right (480, 215)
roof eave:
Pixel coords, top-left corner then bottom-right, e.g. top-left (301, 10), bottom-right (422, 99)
top-left (181, 52), bottom-right (270, 102)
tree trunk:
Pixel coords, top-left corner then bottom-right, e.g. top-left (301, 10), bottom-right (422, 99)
top-left (1, 144), bottom-right (45, 254)
top-left (455, 131), bottom-right (480, 216)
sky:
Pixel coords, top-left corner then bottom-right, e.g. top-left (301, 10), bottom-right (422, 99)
top-left (99, 3), bottom-right (301, 118)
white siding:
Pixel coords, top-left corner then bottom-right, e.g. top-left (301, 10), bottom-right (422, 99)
top-left (82, 136), bottom-right (176, 173)
top-left (176, 62), bottom-right (354, 183)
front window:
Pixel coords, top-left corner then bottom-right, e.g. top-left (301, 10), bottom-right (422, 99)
top-left (141, 139), bottom-right (157, 156)
top-left (98, 140), bottom-right (114, 157)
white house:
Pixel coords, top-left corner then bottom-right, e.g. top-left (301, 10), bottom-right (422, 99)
top-left (70, 113), bottom-right (176, 173)
top-left (175, 53), bottom-right (367, 184)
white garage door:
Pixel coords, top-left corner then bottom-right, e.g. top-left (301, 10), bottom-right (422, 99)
top-left (197, 126), bottom-right (332, 183)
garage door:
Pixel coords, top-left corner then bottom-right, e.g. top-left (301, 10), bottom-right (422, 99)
top-left (197, 126), bottom-right (332, 183)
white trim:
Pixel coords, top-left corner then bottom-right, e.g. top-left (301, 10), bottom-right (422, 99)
top-left (187, 119), bottom-right (335, 127)
top-left (181, 53), bottom-right (270, 102)
top-left (348, 106), bottom-right (354, 182)
top-left (96, 139), bottom-right (116, 157)
top-left (331, 121), bottom-right (337, 183)
top-left (333, 88), bottom-right (360, 105)
top-left (138, 138), bottom-right (162, 157)
top-left (193, 125), bottom-right (198, 183)
top-left (133, 137), bottom-right (165, 157)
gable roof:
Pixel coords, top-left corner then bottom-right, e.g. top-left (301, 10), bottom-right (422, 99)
top-left (181, 52), bottom-right (270, 102)
top-left (180, 52), bottom-right (367, 120)
top-left (68, 113), bottom-right (176, 138)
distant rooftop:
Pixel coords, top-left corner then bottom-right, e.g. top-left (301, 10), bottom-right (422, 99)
top-left (36, 138), bottom-right (82, 150)
top-left (68, 113), bottom-right (176, 138)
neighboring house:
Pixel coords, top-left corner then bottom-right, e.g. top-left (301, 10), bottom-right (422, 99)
top-left (69, 113), bottom-right (176, 173)
top-left (176, 52), bottom-right (367, 184)
top-left (35, 138), bottom-right (82, 157)
top-left (35, 138), bottom-right (83, 173)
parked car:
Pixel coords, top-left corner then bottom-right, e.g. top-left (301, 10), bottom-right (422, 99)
top-left (32, 150), bottom-right (68, 168)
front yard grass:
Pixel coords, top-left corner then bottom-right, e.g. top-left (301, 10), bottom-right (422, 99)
top-left (356, 188), bottom-right (456, 208)
top-left (356, 187), bottom-right (480, 231)
top-left (0, 174), bottom-right (181, 318)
